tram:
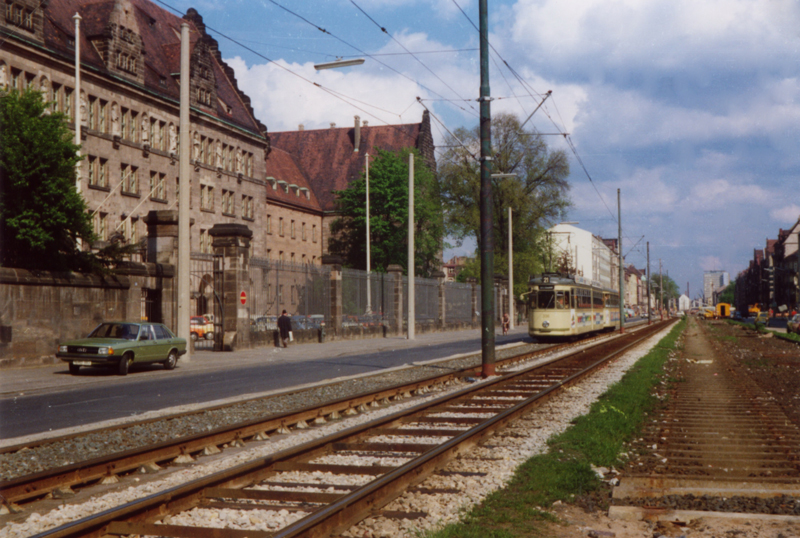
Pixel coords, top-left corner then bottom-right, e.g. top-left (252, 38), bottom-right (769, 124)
top-left (526, 273), bottom-right (620, 340)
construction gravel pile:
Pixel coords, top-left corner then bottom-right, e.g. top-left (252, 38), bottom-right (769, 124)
top-left (0, 342), bottom-right (541, 481)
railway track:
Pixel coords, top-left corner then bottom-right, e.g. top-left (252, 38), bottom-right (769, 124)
top-left (16, 321), bottom-right (670, 538)
top-left (0, 323), bottom-right (650, 512)
top-left (610, 316), bottom-right (800, 523)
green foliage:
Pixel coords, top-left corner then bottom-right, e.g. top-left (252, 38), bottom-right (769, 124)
top-left (328, 147), bottom-right (444, 277)
top-left (438, 113), bottom-right (571, 288)
top-left (423, 318), bottom-right (687, 538)
top-left (650, 273), bottom-right (680, 303)
top-left (0, 87), bottom-right (97, 270)
top-left (718, 279), bottom-right (735, 304)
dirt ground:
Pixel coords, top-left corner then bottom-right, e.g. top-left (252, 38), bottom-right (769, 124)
top-left (536, 317), bottom-right (800, 538)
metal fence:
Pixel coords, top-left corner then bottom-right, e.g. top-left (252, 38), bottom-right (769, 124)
top-left (248, 258), bottom-right (331, 332)
top-left (403, 275), bottom-right (439, 324)
top-left (341, 268), bottom-right (391, 327)
top-left (191, 253), bottom-right (218, 350)
top-left (444, 281), bottom-right (473, 323)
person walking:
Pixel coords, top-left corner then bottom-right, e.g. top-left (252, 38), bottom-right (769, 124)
top-left (278, 310), bottom-right (292, 347)
top-left (502, 312), bottom-right (510, 335)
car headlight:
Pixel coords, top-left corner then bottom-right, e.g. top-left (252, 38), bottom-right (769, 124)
top-left (98, 347), bottom-right (113, 355)
top-left (58, 345), bottom-right (68, 353)
top-left (542, 320), bottom-right (550, 328)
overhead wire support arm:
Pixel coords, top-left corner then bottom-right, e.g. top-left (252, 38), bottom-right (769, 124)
top-left (517, 90), bottom-right (552, 133)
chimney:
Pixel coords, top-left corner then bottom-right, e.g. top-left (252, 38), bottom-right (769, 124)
top-left (362, 120), bottom-right (368, 127)
top-left (330, 123), bottom-right (336, 129)
top-left (298, 124), bottom-right (304, 131)
top-left (354, 115), bottom-right (361, 152)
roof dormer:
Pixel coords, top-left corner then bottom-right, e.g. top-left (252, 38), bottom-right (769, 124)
top-left (89, 0), bottom-right (145, 84)
top-left (2, 0), bottom-right (46, 43)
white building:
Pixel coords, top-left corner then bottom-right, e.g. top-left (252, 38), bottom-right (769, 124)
top-left (548, 223), bottom-right (619, 291)
top-left (678, 294), bottom-right (691, 311)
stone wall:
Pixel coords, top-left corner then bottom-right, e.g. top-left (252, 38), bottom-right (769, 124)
top-left (0, 263), bottom-right (174, 368)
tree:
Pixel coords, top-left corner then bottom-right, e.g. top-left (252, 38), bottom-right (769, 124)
top-left (438, 112), bottom-right (571, 284)
top-left (328, 147), bottom-right (444, 277)
top-left (651, 274), bottom-right (680, 306)
top-left (0, 87), bottom-right (96, 270)
top-left (719, 280), bottom-right (735, 304)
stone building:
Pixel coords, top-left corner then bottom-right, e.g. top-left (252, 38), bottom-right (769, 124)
top-left (1, 0), bottom-right (270, 262)
top-left (2, 0), bottom-right (436, 322)
top-left (268, 114), bottom-right (436, 260)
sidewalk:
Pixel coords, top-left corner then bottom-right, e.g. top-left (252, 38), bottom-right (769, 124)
top-left (0, 324), bottom-right (530, 398)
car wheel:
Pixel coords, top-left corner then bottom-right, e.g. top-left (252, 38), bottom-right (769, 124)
top-left (190, 332), bottom-right (198, 342)
top-left (118, 353), bottom-right (132, 376)
top-left (205, 331), bottom-right (214, 341)
top-left (69, 362), bottom-right (80, 375)
top-left (163, 350), bottom-right (178, 370)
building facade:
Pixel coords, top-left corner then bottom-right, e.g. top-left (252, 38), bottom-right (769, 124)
top-left (548, 223), bottom-right (619, 291)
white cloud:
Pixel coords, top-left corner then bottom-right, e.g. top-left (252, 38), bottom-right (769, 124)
top-left (770, 204), bottom-right (800, 224)
top-left (699, 255), bottom-right (724, 271)
top-left (685, 179), bottom-right (772, 210)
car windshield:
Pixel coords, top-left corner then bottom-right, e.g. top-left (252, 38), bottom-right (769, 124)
top-left (88, 323), bottom-right (139, 341)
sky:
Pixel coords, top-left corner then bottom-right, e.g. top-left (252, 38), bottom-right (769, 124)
top-left (158, 0), bottom-right (800, 299)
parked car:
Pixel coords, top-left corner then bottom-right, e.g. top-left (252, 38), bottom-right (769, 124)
top-left (754, 311), bottom-right (769, 326)
top-left (787, 314), bottom-right (800, 335)
top-left (56, 322), bottom-right (187, 376)
top-left (306, 315), bottom-right (325, 329)
top-left (190, 315), bottom-right (214, 341)
top-left (732, 311), bottom-right (744, 321)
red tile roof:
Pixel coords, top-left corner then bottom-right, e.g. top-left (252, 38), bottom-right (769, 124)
top-left (264, 147), bottom-right (322, 212)
top-left (40, 0), bottom-right (264, 137)
top-left (269, 120), bottom-right (425, 212)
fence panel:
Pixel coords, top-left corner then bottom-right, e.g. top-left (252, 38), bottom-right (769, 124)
top-left (248, 258), bottom-right (330, 334)
top-left (190, 253), bottom-right (217, 350)
top-left (444, 281), bottom-right (473, 323)
top-left (403, 276), bottom-right (439, 326)
top-left (341, 269), bottom-right (392, 327)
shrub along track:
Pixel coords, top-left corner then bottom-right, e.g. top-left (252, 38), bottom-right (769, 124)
top-left (18, 323), bottom-right (670, 538)
top-left (611, 315), bottom-right (800, 523)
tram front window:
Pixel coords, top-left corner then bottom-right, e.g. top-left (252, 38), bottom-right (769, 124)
top-left (536, 290), bottom-right (569, 309)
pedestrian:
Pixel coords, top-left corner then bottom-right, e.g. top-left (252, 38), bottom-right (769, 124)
top-left (278, 310), bottom-right (292, 348)
top-left (502, 312), bottom-right (510, 335)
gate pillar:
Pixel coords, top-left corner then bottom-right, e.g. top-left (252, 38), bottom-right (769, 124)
top-left (210, 223), bottom-right (252, 351)
top-left (387, 264), bottom-right (404, 336)
top-left (432, 270), bottom-right (446, 328)
top-left (322, 255), bottom-right (343, 337)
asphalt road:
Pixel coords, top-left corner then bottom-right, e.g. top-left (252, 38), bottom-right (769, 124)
top-left (0, 326), bottom-right (531, 441)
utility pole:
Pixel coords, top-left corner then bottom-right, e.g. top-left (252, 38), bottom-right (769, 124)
top-left (407, 152), bottom-right (415, 340)
top-left (659, 259), bottom-right (663, 321)
top-left (479, 0), bottom-right (495, 376)
top-left (647, 242), bottom-right (651, 325)
top-left (177, 23), bottom-right (191, 356)
top-left (618, 189), bottom-right (624, 333)
top-left (508, 207), bottom-right (513, 329)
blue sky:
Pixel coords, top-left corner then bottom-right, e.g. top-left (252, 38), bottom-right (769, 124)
top-left (158, 0), bottom-right (800, 298)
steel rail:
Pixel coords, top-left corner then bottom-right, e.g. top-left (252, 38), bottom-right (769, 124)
top-left (1, 323), bottom-right (648, 507)
top-left (27, 321), bottom-right (672, 538)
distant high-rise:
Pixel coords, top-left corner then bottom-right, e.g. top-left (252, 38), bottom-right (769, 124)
top-left (703, 271), bottom-right (730, 305)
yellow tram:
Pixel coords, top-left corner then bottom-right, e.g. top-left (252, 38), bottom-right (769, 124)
top-left (526, 273), bottom-right (620, 340)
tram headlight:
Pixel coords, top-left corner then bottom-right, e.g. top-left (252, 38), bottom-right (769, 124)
top-left (542, 320), bottom-right (550, 328)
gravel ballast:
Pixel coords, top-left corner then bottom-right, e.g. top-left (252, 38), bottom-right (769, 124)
top-left (0, 327), bottom-right (669, 538)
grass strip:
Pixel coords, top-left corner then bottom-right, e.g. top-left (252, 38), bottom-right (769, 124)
top-left (422, 319), bottom-right (687, 538)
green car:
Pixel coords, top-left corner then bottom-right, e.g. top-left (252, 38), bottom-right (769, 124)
top-left (56, 322), bottom-right (187, 376)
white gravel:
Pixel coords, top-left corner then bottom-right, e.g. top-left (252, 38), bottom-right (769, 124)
top-left (0, 326), bottom-right (670, 538)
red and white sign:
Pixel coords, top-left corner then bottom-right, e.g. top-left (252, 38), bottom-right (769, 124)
top-left (240, 291), bottom-right (247, 305)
